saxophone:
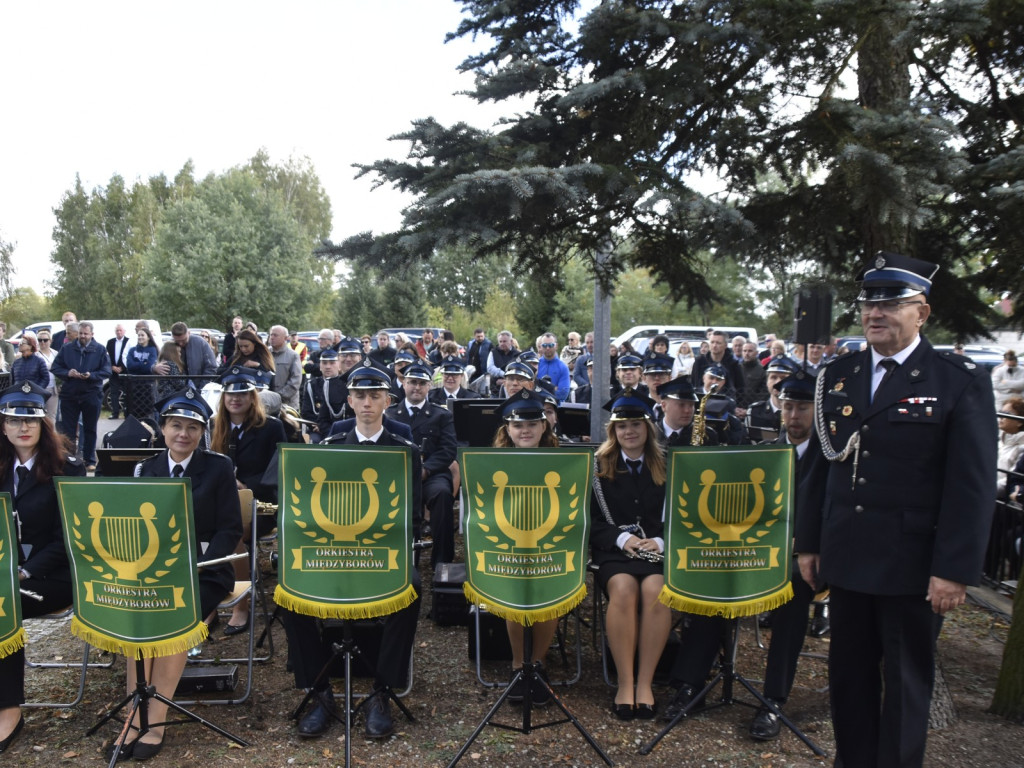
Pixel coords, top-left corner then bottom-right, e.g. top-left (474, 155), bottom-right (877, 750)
top-left (691, 383), bottom-right (718, 446)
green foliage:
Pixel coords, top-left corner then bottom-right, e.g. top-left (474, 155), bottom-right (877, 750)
top-left (338, 0), bottom-right (1022, 338)
top-left (0, 287), bottom-right (52, 332)
top-left (142, 168), bottom-right (330, 330)
top-left (0, 231), bottom-right (15, 305)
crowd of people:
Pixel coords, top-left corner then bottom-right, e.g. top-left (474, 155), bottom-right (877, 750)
top-left (0, 251), bottom-right (1006, 768)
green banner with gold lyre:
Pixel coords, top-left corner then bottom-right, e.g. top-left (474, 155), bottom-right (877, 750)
top-left (0, 494), bottom-right (25, 659)
top-left (460, 448), bottom-right (592, 625)
top-left (55, 478), bottom-right (207, 658)
top-left (659, 445), bottom-right (794, 618)
top-left (274, 444), bottom-right (416, 620)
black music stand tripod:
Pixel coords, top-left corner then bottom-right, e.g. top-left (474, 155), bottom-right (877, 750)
top-left (292, 619), bottom-right (415, 768)
top-left (447, 623), bottom-right (613, 768)
top-left (88, 654), bottom-right (248, 768)
top-left (639, 617), bottom-right (826, 757)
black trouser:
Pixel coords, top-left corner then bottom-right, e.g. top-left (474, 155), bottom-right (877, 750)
top-left (424, 472), bottom-right (454, 567)
top-left (668, 613), bottom-right (728, 690)
top-left (828, 585), bottom-right (942, 768)
top-left (0, 577), bottom-right (72, 708)
top-left (280, 569), bottom-right (421, 692)
top-left (762, 562), bottom-right (814, 702)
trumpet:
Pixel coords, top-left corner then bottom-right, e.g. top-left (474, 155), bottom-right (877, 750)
top-left (691, 382), bottom-right (718, 446)
top-left (256, 501), bottom-right (279, 516)
top-left (628, 547), bottom-right (665, 564)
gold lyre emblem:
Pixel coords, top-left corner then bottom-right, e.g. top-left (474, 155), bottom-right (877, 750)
top-left (492, 470), bottom-right (561, 550)
top-left (88, 501), bottom-right (160, 583)
top-left (310, 466), bottom-right (380, 543)
top-left (696, 468), bottom-right (766, 543)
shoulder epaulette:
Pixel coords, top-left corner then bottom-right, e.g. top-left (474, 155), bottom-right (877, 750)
top-left (937, 350), bottom-right (983, 375)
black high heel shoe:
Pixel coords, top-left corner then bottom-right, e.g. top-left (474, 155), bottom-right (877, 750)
top-left (0, 715), bottom-right (24, 753)
top-left (612, 702), bottom-right (635, 721)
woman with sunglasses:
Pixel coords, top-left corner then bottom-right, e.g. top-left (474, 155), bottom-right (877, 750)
top-left (0, 383), bottom-right (85, 754)
top-left (10, 333), bottom-right (49, 391)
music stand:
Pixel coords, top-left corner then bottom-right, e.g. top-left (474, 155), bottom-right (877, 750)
top-left (95, 448), bottom-right (163, 477)
top-left (451, 399), bottom-right (504, 446)
top-left (638, 618), bottom-right (825, 757)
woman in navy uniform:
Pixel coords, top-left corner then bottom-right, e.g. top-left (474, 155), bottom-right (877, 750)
top-left (123, 388), bottom-right (242, 760)
top-left (0, 383), bottom-right (85, 754)
top-left (590, 390), bottom-right (671, 720)
top-left (797, 252), bottom-right (997, 768)
top-left (210, 366), bottom-right (286, 634)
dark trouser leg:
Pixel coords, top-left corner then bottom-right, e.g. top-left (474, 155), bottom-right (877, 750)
top-left (375, 570), bottom-right (421, 690)
top-left (763, 565), bottom-right (814, 701)
top-left (424, 473), bottom-right (454, 567)
top-left (58, 396), bottom-right (82, 453)
top-left (1, 581), bottom-right (74, 708)
top-left (279, 609), bottom-right (331, 690)
top-left (79, 392), bottom-right (102, 465)
top-left (109, 375), bottom-right (122, 417)
top-left (670, 613), bottom-right (727, 689)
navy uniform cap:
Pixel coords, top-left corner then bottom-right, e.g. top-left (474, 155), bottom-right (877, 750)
top-left (642, 352), bottom-right (674, 374)
top-left (705, 363), bottom-right (727, 380)
top-left (347, 360), bottom-right (392, 390)
top-left (603, 388), bottom-right (655, 421)
top-left (0, 381), bottom-right (50, 418)
top-left (656, 377), bottom-right (698, 402)
top-left (393, 350), bottom-right (417, 366)
top-left (518, 350), bottom-right (539, 364)
top-left (856, 250), bottom-right (939, 301)
top-left (319, 348), bottom-right (340, 361)
top-left (774, 370), bottom-right (815, 401)
top-left (337, 336), bottom-right (362, 354)
top-left (157, 386), bottom-right (213, 424)
top-left (500, 389), bottom-right (547, 422)
top-left (403, 363), bottom-right (434, 382)
top-left (766, 355), bottom-right (797, 375)
top-left (254, 368), bottom-right (274, 390)
top-left (220, 366), bottom-right (259, 393)
top-left (439, 355), bottom-right (465, 374)
top-left (703, 397), bottom-right (731, 422)
top-left (534, 377), bottom-right (558, 406)
top-left (616, 354), bottom-right (642, 370)
top-left (504, 361), bottom-right (535, 381)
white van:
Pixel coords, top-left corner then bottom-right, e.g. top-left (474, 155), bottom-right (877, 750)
top-left (12, 319), bottom-right (163, 347)
top-left (613, 324), bottom-right (759, 351)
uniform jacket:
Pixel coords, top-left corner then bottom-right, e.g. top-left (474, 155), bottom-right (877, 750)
top-left (795, 338), bottom-right (997, 594)
top-left (301, 376), bottom-right (351, 435)
top-left (589, 456), bottom-right (666, 567)
top-left (229, 417), bottom-right (287, 504)
top-left (50, 339), bottom-right (111, 397)
top-left (745, 399), bottom-right (781, 443)
top-left (8, 456), bottom-right (86, 583)
top-left (386, 399), bottom-right (457, 477)
top-left (427, 386), bottom-right (479, 407)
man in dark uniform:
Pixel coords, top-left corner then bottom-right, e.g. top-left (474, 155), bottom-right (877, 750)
top-left (387, 363), bottom-right (458, 567)
top-left (642, 352), bottom-right (674, 421)
top-left (303, 329), bottom-right (339, 377)
top-left (796, 252), bottom-right (997, 768)
top-left (749, 371), bottom-right (818, 740)
top-left (300, 349), bottom-right (350, 443)
top-left (428, 356), bottom-right (480, 406)
top-left (745, 355), bottom-right (797, 443)
top-left (611, 354), bottom-right (649, 398)
top-left (656, 376), bottom-right (719, 446)
top-left (698, 364), bottom-right (749, 446)
top-left (281, 363), bottom-right (422, 742)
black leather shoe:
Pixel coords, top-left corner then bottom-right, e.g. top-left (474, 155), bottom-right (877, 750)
top-left (104, 737), bottom-right (136, 762)
top-left (612, 702), bottom-right (634, 721)
top-left (808, 604), bottom-right (830, 638)
top-left (364, 690), bottom-right (394, 739)
top-left (0, 715), bottom-right (24, 753)
top-left (506, 672), bottom-right (526, 704)
top-left (750, 702), bottom-right (783, 740)
top-left (223, 621), bottom-right (248, 637)
top-left (297, 691), bottom-right (336, 738)
top-left (660, 684), bottom-right (705, 722)
top-left (530, 666), bottom-right (552, 707)
top-left (634, 702), bottom-right (656, 720)
top-left (132, 734), bottom-right (165, 761)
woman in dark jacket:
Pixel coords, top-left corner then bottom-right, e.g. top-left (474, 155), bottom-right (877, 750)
top-left (10, 335), bottom-right (49, 390)
top-left (125, 327), bottom-right (160, 418)
top-left (590, 391), bottom-right (671, 721)
top-left (0, 383), bottom-right (85, 753)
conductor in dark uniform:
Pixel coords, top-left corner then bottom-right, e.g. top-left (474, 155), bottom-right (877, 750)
top-left (796, 252), bottom-right (997, 768)
top-left (282, 363), bottom-right (423, 742)
top-left (386, 362), bottom-right (458, 567)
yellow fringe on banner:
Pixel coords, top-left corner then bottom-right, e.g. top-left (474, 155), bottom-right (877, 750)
top-left (657, 583), bottom-right (794, 619)
top-left (70, 617), bottom-right (209, 659)
top-left (0, 628), bottom-right (25, 659)
top-left (462, 583), bottom-right (587, 626)
top-left (273, 584), bottom-right (418, 621)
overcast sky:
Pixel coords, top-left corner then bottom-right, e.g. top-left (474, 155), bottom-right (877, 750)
top-left (0, 1), bottom-right (514, 291)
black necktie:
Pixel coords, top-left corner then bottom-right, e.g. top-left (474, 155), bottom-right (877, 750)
top-left (669, 431), bottom-right (680, 444)
top-left (361, 440), bottom-right (375, 445)
top-left (16, 465), bottom-right (29, 492)
top-left (874, 359), bottom-right (899, 402)
top-left (172, 464), bottom-right (184, 478)
top-left (626, 459), bottom-right (642, 478)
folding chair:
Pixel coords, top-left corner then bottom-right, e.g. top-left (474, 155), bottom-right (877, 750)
top-left (178, 490), bottom-right (274, 705)
top-left (23, 608), bottom-right (115, 709)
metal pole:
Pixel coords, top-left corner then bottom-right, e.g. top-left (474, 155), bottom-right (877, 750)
top-left (591, 243), bottom-right (612, 443)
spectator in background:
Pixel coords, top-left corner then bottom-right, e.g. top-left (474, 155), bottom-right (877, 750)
top-left (50, 320), bottom-right (110, 470)
top-left (155, 341), bottom-right (186, 401)
top-left (51, 311), bottom-right (77, 348)
top-left (559, 331), bottom-right (584, 370)
top-left (106, 324), bottom-right (130, 419)
top-left (290, 331), bottom-right (309, 364)
top-left (221, 316), bottom-right (244, 364)
top-left (997, 397), bottom-right (1024, 499)
top-left (735, 341), bottom-right (769, 420)
top-left (268, 325), bottom-right (302, 410)
top-left (369, 331), bottom-right (396, 368)
top-left (35, 329), bottom-right (59, 421)
top-left (993, 351), bottom-right (1024, 411)
top-left (572, 332), bottom-right (597, 389)
top-left (11, 332), bottom-right (49, 390)
top-left (165, 322), bottom-right (217, 378)
top-left (672, 340), bottom-right (696, 378)
top-left (537, 332), bottom-right (571, 402)
top-left (125, 326), bottom-right (160, 419)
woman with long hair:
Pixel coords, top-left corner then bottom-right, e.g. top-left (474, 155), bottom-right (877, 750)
top-left (124, 388), bottom-right (241, 760)
top-left (220, 329), bottom-right (275, 374)
top-left (10, 333), bottom-right (49, 390)
top-left (590, 391), bottom-right (671, 720)
top-left (0, 383), bottom-right (85, 753)
top-left (155, 341), bottom-right (186, 400)
top-left (210, 367), bottom-right (286, 633)
top-left (491, 389), bottom-right (560, 707)
top-left (672, 340), bottom-right (696, 378)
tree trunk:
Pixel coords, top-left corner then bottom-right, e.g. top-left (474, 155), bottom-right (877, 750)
top-left (990, 563), bottom-right (1024, 720)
